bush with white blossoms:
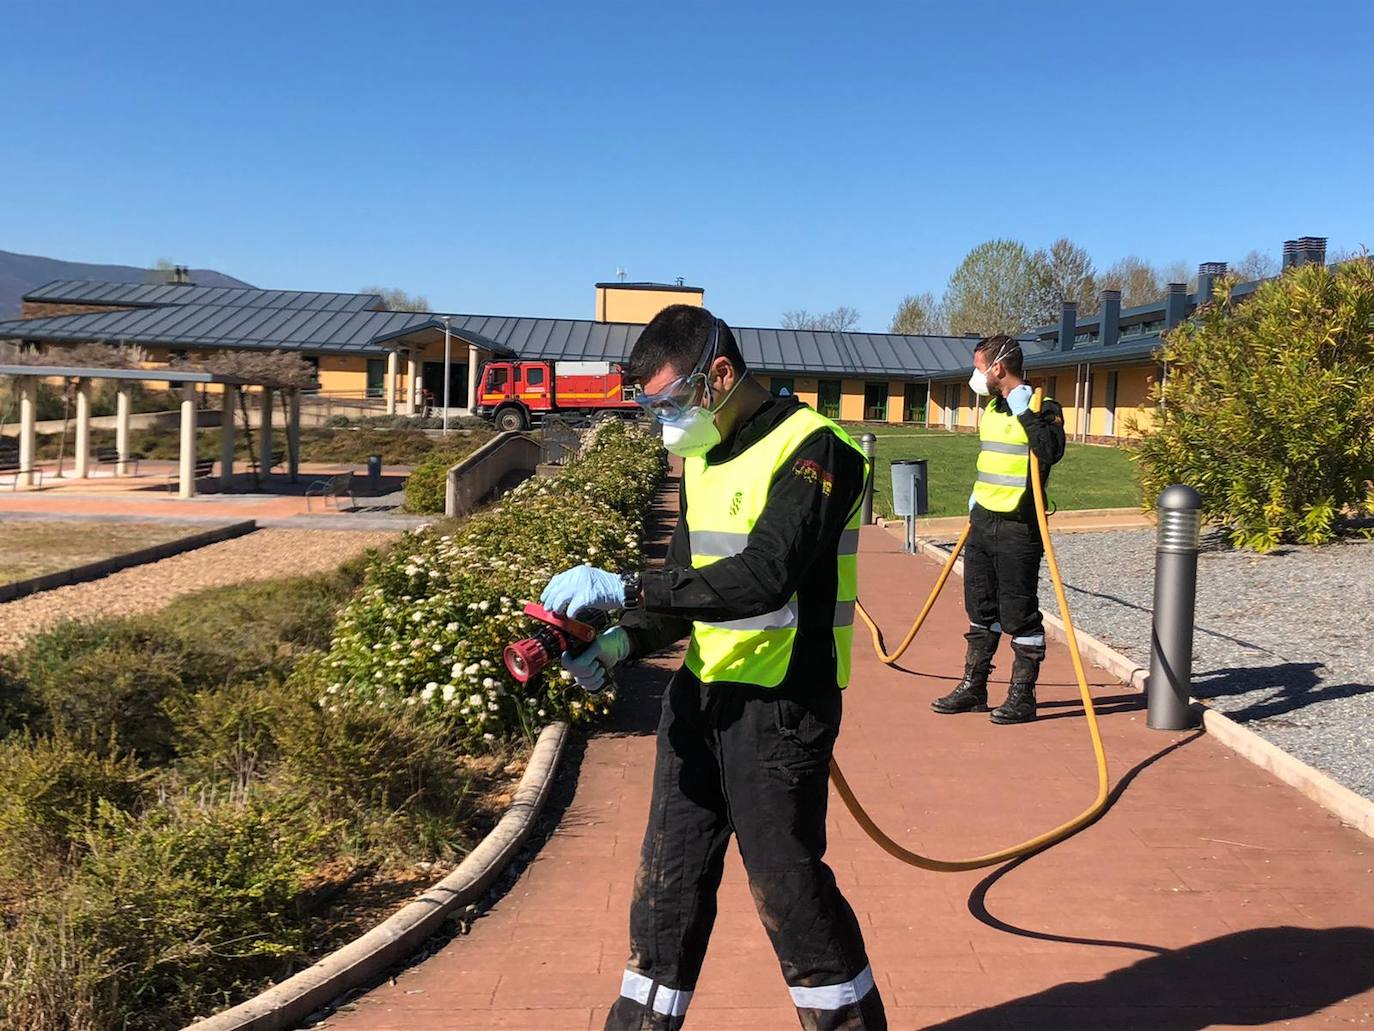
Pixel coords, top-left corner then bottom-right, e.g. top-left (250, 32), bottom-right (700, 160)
top-left (309, 418), bottom-right (667, 742)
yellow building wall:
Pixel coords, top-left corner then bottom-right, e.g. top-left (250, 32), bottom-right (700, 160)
top-left (790, 376), bottom-right (819, 410)
top-left (1115, 364), bottom-right (1157, 436)
top-left (595, 285), bottom-right (704, 323)
top-left (886, 381), bottom-right (905, 423)
top-left (318, 356), bottom-right (372, 398)
top-left (839, 379), bottom-right (866, 422)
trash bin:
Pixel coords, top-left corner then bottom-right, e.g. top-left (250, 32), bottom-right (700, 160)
top-left (891, 459), bottom-right (928, 517)
top-left (367, 454), bottom-right (382, 492)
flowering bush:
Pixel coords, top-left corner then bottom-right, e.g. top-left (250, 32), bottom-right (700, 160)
top-left (313, 418), bottom-right (666, 742)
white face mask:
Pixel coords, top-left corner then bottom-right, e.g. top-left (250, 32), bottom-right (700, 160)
top-left (659, 374), bottom-right (741, 457)
top-left (968, 368), bottom-right (990, 396)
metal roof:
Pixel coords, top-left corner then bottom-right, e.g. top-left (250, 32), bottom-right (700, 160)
top-left (1022, 334), bottom-right (1163, 370)
top-left (23, 279), bottom-right (383, 313)
top-left (0, 305), bottom-right (436, 356)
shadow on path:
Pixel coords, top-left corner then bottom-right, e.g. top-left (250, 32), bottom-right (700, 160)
top-left (1193, 662), bottom-right (1374, 722)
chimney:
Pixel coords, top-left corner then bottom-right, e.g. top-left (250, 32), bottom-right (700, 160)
top-left (1099, 289), bottom-right (1121, 347)
top-left (1297, 236), bottom-right (1327, 266)
top-left (1164, 282), bottom-right (1188, 329)
top-left (1282, 240), bottom-right (1299, 270)
top-left (1196, 262), bottom-right (1227, 303)
top-left (1058, 301), bottom-right (1077, 352)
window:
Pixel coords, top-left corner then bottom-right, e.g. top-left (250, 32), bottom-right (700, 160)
top-left (770, 376), bottom-right (794, 397)
top-left (903, 382), bottom-right (928, 423)
top-left (863, 382), bottom-right (887, 422)
top-left (366, 358), bottom-right (385, 397)
top-left (485, 367), bottom-right (510, 392)
top-left (1046, 375), bottom-right (1058, 400)
top-left (817, 379), bottom-right (841, 419)
top-left (1105, 370), bottom-right (1119, 436)
top-left (526, 367), bottom-right (545, 387)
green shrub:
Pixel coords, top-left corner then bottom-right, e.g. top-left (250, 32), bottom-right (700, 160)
top-left (1134, 258), bottom-right (1374, 551)
top-left (165, 683), bottom-right (283, 798)
top-left (0, 734), bottom-right (147, 894)
top-left (0, 894), bottom-right (117, 1031)
top-left (402, 446), bottom-right (471, 514)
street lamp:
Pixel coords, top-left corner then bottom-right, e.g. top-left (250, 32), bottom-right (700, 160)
top-left (440, 315), bottom-right (454, 435)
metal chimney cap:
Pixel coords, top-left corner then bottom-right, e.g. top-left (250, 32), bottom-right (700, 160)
top-left (1100, 289), bottom-right (1122, 300)
top-left (1060, 300), bottom-right (1078, 312)
top-left (1157, 484), bottom-right (1202, 510)
top-left (1166, 282), bottom-right (1187, 293)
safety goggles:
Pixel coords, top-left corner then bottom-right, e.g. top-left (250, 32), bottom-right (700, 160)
top-left (633, 320), bottom-right (721, 423)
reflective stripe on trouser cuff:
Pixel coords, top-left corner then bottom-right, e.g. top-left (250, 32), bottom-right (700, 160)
top-left (979, 441), bottom-right (1029, 455)
top-left (690, 528), bottom-right (860, 557)
top-left (788, 964), bottom-right (876, 1010)
top-left (703, 599), bottom-right (855, 633)
top-left (976, 471), bottom-right (1026, 487)
top-left (1013, 634), bottom-right (1045, 647)
top-left (620, 970), bottom-right (693, 1017)
top-left (970, 622), bottom-right (1003, 634)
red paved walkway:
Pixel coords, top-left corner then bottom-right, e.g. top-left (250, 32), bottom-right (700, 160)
top-left (325, 503), bottom-right (1374, 1029)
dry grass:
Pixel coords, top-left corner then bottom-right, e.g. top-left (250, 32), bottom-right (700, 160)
top-left (0, 520), bottom-right (195, 586)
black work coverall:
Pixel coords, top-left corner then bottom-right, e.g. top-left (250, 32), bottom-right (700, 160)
top-left (612, 394), bottom-right (886, 1031)
top-left (964, 396), bottom-right (1066, 684)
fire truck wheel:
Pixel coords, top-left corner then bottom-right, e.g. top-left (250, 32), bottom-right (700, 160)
top-left (495, 406), bottom-right (528, 431)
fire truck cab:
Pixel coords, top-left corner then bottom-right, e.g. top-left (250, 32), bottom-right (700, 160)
top-left (474, 359), bottom-right (640, 430)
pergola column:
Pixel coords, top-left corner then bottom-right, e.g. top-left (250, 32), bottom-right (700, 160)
top-left (385, 350), bottom-right (398, 415)
top-left (178, 381), bottom-right (197, 499)
top-left (404, 349), bottom-right (419, 415)
top-left (115, 383), bottom-right (131, 476)
top-left (74, 378), bottom-right (91, 479)
top-left (220, 385), bottom-right (237, 490)
top-left (17, 377), bottom-right (37, 488)
top-left (466, 344), bottom-right (480, 415)
top-left (287, 389), bottom-right (301, 483)
top-left (258, 386), bottom-right (274, 480)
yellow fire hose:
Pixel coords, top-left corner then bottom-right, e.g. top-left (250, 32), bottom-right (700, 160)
top-left (829, 391), bottom-right (1111, 871)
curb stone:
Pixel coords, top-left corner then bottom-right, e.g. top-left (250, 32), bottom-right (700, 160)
top-left (884, 522), bottom-right (1374, 843)
top-left (184, 721), bottom-right (571, 1031)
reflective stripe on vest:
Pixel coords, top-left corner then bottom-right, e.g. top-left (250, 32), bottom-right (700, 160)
top-left (973, 398), bottom-right (1036, 513)
top-left (684, 406), bottom-right (867, 688)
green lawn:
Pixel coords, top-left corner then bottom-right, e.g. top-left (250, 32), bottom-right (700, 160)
top-left (841, 424), bottom-right (1142, 518)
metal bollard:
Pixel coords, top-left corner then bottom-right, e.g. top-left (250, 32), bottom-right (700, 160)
top-left (1147, 484), bottom-right (1203, 730)
top-left (859, 434), bottom-right (876, 524)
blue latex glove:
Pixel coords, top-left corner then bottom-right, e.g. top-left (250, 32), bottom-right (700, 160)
top-left (1007, 384), bottom-right (1034, 416)
top-left (540, 565), bottom-right (623, 615)
top-left (968, 491), bottom-right (977, 512)
top-left (561, 627), bottom-right (631, 692)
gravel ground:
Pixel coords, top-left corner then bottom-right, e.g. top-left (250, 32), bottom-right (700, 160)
top-left (1029, 528), bottom-right (1374, 801)
top-left (0, 528), bottom-right (399, 654)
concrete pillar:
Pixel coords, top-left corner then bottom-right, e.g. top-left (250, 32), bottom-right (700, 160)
top-left (467, 344), bottom-right (480, 415)
top-left (178, 381), bottom-right (197, 499)
top-left (115, 383), bottom-right (131, 476)
top-left (258, 386), bottom-right (274, 480)
top-left (18, 377), bottom-right (36, 488)
top-left (74, 379), bottom-right (91, 479)
top-left (220, 384), bottom-right (237, 490)
top-left (404, 350), bottom-right (419, 415)
top-left (385, 350), bottom-right (397, 415)
top-left (287, 389), bottom-right (301, 483)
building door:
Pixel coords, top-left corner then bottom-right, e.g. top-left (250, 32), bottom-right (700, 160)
top-left (943, 384), bottom-right (956, 429)
top-left (1105, 370), bottom-right (1119, 436)
top-left (423, 361), bottom-right (468, 410)
top-left (817, 379), bottom-right (841, 419)
top-left (863, 383), bottom-right (888, 421)
top-left (903, 382), bottom-right (928, 423)
top-left (366, 359), bottom-right (385, 398)
top-left (770, 376), bottom-right (795, 397)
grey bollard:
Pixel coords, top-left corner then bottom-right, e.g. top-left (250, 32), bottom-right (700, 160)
top-left (1147, 484), bottom-right (1203, 730)
top-left (859, 434), bottom-right (877, 524)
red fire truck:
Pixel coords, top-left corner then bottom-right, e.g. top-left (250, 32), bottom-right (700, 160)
top-left (473, 360), bottom-right (641, 430)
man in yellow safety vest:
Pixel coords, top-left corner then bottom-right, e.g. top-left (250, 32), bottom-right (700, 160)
top-left (539, 305), bottom-right (886, 1030)
top-left (931, 334), bottom-right (1066, 724)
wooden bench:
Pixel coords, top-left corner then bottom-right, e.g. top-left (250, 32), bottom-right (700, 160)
top-left (95, 446), bottom-right (142, 475)
top-left (248, 450), bottom-right (286, 476)
top-left (165, 458), bottom-right (215, 491)
top-left (0, 454), bottom-right (43, 491)
top-left (304, 470), bottom-right (355, 512)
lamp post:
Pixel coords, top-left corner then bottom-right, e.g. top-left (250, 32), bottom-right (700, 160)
top-left (441, 315), bottom-right (453, 435)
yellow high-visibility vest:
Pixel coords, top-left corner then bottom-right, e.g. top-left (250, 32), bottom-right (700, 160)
top-left (972, 397), bottom-right (1046, 512)
top-left (683, 406), bottom-right (867, 688)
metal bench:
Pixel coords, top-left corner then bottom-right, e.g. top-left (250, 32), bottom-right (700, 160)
top-left (305, 470), bottom-right (355, 512)
top-left (0, 454), bottom-right (43, 491)
top-left (165, 458), bottom-right (215, 491)
top-left (248, 449), bottom-right (286, 476)
top-left (95, 446), bottom-right (142, 475)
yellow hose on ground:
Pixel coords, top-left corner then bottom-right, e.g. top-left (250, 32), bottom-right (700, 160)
top-left (830, 391), bottom-right (1111, 871)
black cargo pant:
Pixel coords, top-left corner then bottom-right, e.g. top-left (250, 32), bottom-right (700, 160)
top-left (963, 505), bottom-right (1047, 683)
top-left (606, 666), bottom-right (885, 1030)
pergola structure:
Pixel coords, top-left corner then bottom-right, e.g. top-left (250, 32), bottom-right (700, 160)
top-left (0, 364), bottom-right (303, 499)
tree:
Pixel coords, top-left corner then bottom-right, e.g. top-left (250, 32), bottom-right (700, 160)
top-left (780, 306), bottom-right (861, 332)
top-left (1232, 249), bottom-right (1279, 281)
top-left (361, 286), bottom-right (431, 312)
top-left (1043, 237), bottom-right (1097, 312)
top-left (888, 292), bottom-right (943, 335)
top-left (943, 239), bottom-right (1054, 336)
top-left (1097, 256), bottom-right (1168, 308)
top-left (1133, 258), bottom-right (1374, 551)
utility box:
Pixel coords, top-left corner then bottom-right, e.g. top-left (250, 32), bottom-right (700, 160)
top-left (891, 459), bottom-right (928, 517)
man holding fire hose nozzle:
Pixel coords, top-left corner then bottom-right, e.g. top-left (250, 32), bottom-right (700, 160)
top-left (538, 305), bottom-right (886, 1029)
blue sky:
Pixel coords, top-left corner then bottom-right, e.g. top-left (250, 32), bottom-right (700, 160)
top-left (2, 0), bottom-right (1371, 329)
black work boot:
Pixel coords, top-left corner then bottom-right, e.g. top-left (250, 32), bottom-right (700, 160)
top-left (932, 627), bottom-right (998, 714)
top-left (991, 682), bottom-right (1037, 724)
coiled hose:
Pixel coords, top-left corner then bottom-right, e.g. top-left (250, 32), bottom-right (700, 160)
top-left (829, 391), bottom-right (1110, 871)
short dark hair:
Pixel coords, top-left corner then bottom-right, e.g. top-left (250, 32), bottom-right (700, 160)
top-left (975, 333), bottom-right (1024, 377)
top-left (626, 305), bottom-right (747, 384)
